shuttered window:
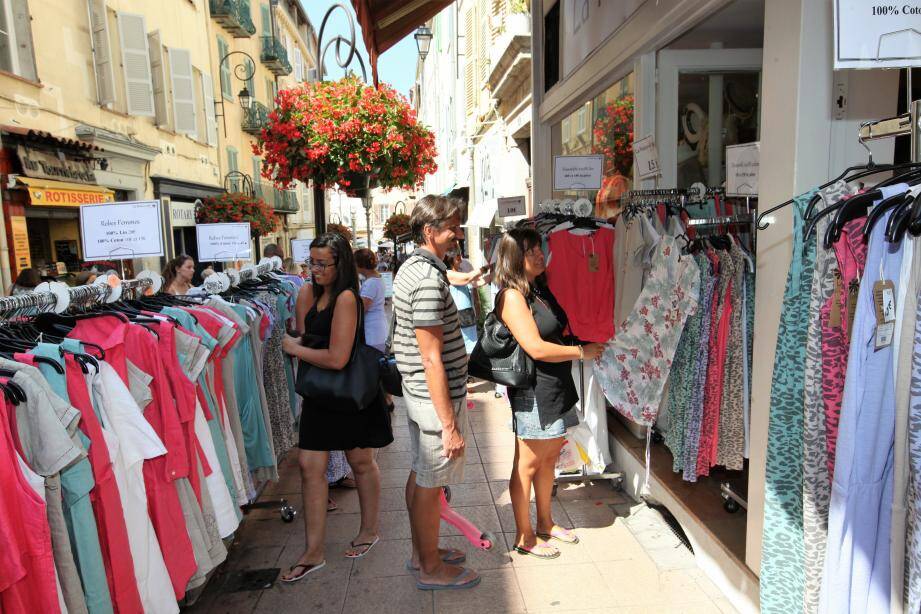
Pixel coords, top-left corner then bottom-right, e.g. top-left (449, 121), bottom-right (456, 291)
top-left (117, 12), bottom-right (155, 116)
top-left (478, 0), bottom-right (489, 84)
top-left (252, 156), bottom-right (262, 195)
top-left (89, 0), bottom-right (115, 104)
top-left (463, 5), bottom-right (476, 115)
top-left (202, 73), bottom-right (217, 145)
top-left (217, 36), bottom-right (232, 99)
top-left (168, 47), bottom-right (197, 136)
top-left (147, 30), bottom-right (170, 127)
top-left (260, 3), bottom-right (271, 35)
top-left (245, 57), bottom-right (255, 101)
top-left (227, 147), bottom-right (239, 190)
top-left (265, 77), bottom-right (276, 105)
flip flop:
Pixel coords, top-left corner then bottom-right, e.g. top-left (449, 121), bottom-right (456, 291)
top-left (514, 543), bottom-right (560, 559)
top-left (327, 498), bottom-right (338, 512)
top-left (404, 549), bottom-right (468, 573)
top-left (537, 526), bottom-right (580, 544)
top-left (345, 536), bottom-right (380, 558)
top-left (416, 568), bottom-right (481, 591)
top-left (280, 560), bottom-right (326, 583)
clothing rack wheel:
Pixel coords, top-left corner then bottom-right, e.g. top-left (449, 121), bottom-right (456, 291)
top-left (241, 497), bottom-right (298, 523)
top-left (720, 482), bottom-right (747, 514)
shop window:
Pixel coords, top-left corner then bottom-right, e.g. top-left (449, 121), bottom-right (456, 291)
top-left (676, 72), bottom-right (759, 189)
top-left (552, 72), bottom-right (635, 218)
top-left (0, 0), bottom-right (36, 81)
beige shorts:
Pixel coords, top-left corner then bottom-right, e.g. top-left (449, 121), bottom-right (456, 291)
top-left (403, 390), bottom-right (468, 488)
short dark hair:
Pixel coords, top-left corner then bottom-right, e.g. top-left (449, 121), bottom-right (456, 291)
top-left (410, 195), bottom-right (462, 244)
top-left (353, 248), bottom-right (377, 270)
top-left (14, 267), bottom-right (40, 288)
top-left (263, 243), bottom-right (282, 258)
top-left (310, 233), bottom-right (359, 305)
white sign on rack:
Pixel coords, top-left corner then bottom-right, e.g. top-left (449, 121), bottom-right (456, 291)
top-left (633, 135), bottom-right (661, 179)
top-left (291, 238), bottom-right (312, 264)
top-left (497, 195), bottom-right (527, 218)
top-left (80, 200), bottom-right (164, 261)
top-left (381, 271), bottom-right (394, 298)
top-left (553, 155), bottom-right (604, 191)
top-left (196, 223), bottom-right (252, 262)
top-left (834, 1), bottom-right (921, 69)
top-left (725, 142), bottom-right (761, 197)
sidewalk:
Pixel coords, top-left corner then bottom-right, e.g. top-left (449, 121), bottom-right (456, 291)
top-left (186, 384), bottom-right (738, 614)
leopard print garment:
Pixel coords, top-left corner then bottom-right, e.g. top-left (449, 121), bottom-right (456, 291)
top-left (801, 211), bottom-right (838, 614)
top-left (760, 192), bottom-right (816, 614)
top-left (905, 295), bottom-right (921, 612)
top-left (682, 256), bottom-right (718, 482)
top-left (716, 242), bottom-right (746, 471)
top-left (664, 252), bottom-right (710, 474)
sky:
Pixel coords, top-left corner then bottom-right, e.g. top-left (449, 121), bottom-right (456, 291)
top-left (300, 1), bottom-right (420, 99)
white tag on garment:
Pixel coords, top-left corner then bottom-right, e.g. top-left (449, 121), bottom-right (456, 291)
top-left (875, 322), bottom-right (895, 350)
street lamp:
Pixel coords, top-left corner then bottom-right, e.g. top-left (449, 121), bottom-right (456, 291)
top-left (362, 197), bottom-right (374, 248)
top-left (213, 50), bottom-right (257, 136)
top-left (414, 26), bottom-right (433, 61)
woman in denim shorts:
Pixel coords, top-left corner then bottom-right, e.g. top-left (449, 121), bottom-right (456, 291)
top-left (493, 228), bottom-right (604, 559)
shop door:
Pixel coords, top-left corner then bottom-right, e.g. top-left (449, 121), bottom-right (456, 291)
top-left (655, 49), bottom-right (763, 189)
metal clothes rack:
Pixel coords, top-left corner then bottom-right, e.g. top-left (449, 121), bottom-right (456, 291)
top-left (0, 274), bottom-right (155, 316)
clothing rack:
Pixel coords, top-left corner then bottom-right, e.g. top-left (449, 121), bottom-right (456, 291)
top-left (0, 275), bottom-right (154, 316)
top-left (685, 213), bottom-right (755, 227)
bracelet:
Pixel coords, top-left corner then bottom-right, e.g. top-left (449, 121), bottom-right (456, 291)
top-left (578, 345), bottom-right (584, 360)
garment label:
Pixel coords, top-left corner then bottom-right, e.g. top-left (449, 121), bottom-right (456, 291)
top-left (847, 280), bottom-right (859, 334)
top-left (588, 253), bottom-right (600, 272)
top-left (875, 322), bottom-right (895, 349)
top-left (872, 280), bottom-right (896, 324)
top-left (830, 271), bottom-right (843, 328)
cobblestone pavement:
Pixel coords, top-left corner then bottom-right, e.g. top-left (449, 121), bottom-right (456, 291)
top-left (186, 384), bottom-right (738, 614)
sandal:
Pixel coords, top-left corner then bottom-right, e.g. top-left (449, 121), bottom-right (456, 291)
top-left (537, 526), bottom-right (580, 544)
top-left (327, 498), bottom-right (338, 512)
top-left (514, 542), bottom-right (560, 559)
top-left (344, 536), bottom-right (380, 558)
top-left (416, 567), bottom-right (481, 591)
top-left (404, 548), bottom-right (468, 573)
top-left (280, 560), bottom-right (326, 582)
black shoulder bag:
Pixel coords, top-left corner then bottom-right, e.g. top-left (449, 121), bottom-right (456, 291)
top-left (467, 290), bottom-right (535, 388)
top-left (295, 291), bottom-right (383, 410)
top-left (380, 313), bottom-right (403, 397)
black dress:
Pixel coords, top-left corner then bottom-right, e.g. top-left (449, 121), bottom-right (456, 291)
top-left (297, 297), bottom-right (394, 451)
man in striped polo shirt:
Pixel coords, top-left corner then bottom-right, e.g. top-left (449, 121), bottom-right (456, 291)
top-left (392, 195), bottom-right (480, 591)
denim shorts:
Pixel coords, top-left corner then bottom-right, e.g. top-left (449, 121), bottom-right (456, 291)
top-left (511, 396), bottom-right (578, 440)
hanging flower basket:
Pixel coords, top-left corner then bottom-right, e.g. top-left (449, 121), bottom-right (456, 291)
top-left (326, 223), bottom-right (353, 242)
top-left (253, 75), bottom-right (438, 192)
top-left (196, 192), bottom-right (279, 238)
top-left (383, 213), bottom-right (411, 241)
top-left (592, 95), bottom-right (634, 177)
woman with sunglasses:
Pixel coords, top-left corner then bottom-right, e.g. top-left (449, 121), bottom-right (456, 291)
top-left (280, 233), bottom-right (393, 582)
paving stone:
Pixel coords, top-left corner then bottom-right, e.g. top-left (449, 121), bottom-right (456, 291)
top-left (433, 568), bottom-right (525, 614)
top-left (343, 574), bottom-right (434, 614)
top-left (515, 562), bottom-right (615, 612)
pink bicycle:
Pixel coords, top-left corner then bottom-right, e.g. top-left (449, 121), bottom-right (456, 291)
top-left (440, 486), bottom-right (497, 551)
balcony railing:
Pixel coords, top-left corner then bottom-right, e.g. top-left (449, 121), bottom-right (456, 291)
top-left (255, 181), bottom-right (299, 214)
top-left (242, 101), bottom-right (269, 135)
top-left (209, 0), bottom-right (256, 37)
top-left (261, 36), bottom-right (293, 76)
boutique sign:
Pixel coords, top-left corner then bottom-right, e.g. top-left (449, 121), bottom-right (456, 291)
top-left (17, 145), bottom-right (97, 184)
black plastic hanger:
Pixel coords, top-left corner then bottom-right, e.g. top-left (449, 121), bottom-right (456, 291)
top-left (861, 191), bottom-right (912, 240)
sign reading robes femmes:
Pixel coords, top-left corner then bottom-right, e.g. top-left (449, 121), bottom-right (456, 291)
top-left (553, 155), bottom-right (604, 191)
top-left (834, 1), bottom-right (921, 69)
top-left (196, 223), bottom-right (252, 262)
top-left (291, 238), bottom-right (312, 264)
top-left (80, 200), bottom-right (164, 261)
top-left (726, 142), bottom-right (760, 197)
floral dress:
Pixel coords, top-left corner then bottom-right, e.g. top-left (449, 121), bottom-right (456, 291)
top-left (593, 235), bottom-right (700, 426)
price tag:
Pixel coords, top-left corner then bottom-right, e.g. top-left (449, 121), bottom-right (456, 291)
top-left (633, 135), bottom-right (660, 179)
top-left (876, 322), bottom-right (895, 349)
top-left (588, 253), bottom-right (600, 272)
top-left (873, 279), bottom-right (896, 324)
top-left (829, 271), bottom-right (843, 328)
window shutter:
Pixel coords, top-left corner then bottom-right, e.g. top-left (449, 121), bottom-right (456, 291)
top-left (478, 0), bottom-right (489, 84)
top-left (217, 36), bottom-right (232, 98)
top-left (252, 156), bottom-right (262, 195)
top-left (202, 73), bottom-right (217, 145)
top-left (265, 77), bottom-right (276, 105)
top-left (168, 47), bottom-right (197, 135)
top-left (88, 0), bottom-right (115, 104)
top-left (463, 6), bottom-right (476, 115)
top-left (147, 30), bottom-right (170, 127)
top-left (245, 58), bottom-right (255, 100)
top-left (260, 3), bottom-right (271, 35)
top-left (117, 12), bottom-right (155, 116)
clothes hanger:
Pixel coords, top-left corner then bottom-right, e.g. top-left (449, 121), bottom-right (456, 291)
top-left (0, 376), bottom-right (25, 405)
top-left (862, 185), bottom-right (920, 240)
top-left (0, 352), bottom-right (66, 375)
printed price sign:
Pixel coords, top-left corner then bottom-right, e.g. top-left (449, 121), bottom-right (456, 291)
top-left (497, 196), bottom-right (527, 217)
top-left (80, 200), bottom-right (164, 261)
top-left (834, 1), bottom-right (921, 68)
top-left (633, 135), bottom-right (661, 179)
top-left (195, 223), bottom-right (252, 262)
top-left (291, 238), bottom-right (312, 264)
top-left (725, 142), bottom-right (760, 197)
top-left (553, 155), bottom-right (604, 190)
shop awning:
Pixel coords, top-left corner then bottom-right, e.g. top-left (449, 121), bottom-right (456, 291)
top-left (350, 0), bottom-right (454, 85)
top-left (16, 176), bottom-right (114, 207)
top-left (463, 198), bottom-right (497, 228)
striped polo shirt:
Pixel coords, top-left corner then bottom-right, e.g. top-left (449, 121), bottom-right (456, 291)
top-left (392, 248), bottom-right (468, 401)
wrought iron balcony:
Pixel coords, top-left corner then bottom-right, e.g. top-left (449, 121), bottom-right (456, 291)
top-left (242, 101), bottom-right (269, 135)
top-left (209, 0), bottom-right (256, 37)
top-left (261, 36), bottom-right (293, 76)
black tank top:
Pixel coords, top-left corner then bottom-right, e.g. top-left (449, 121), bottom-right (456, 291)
top-left (507, 286), bottom-right (579, 425)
